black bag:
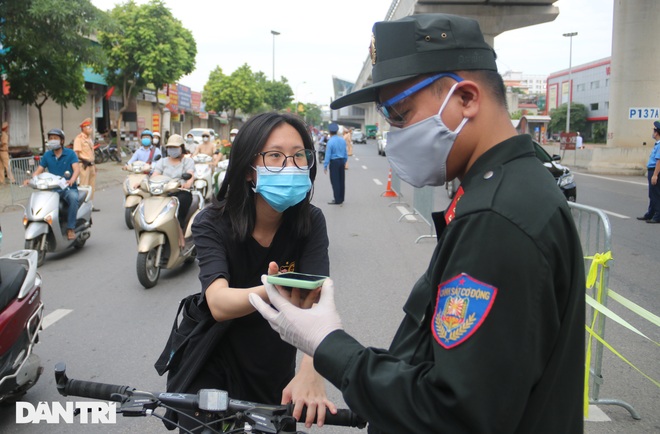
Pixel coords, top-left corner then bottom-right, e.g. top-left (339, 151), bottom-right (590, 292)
top-left (154, 292), bottom-right (231, 429)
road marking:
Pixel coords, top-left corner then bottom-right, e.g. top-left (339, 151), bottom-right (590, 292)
top-left (362, 165), bottom-right (368, 170)
top-left (585, 405), bottom-right (611, 422)
top-left (397, 205), bottom-right (417, 221)
top-left (373, 178), bottom-right (383, 186)
top-left (42, 309), bottom-right (73, 330)
top-left (354, 157), bottom-right (360, 161)
top-left (575, 172), bottom-right (646, 186)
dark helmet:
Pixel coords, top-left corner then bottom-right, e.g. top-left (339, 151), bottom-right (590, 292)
top-left (47, 128), bottom-right (65, 143)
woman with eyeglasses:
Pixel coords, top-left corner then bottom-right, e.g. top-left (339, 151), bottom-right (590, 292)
top-left (188, 112), bottom-right (335, 429)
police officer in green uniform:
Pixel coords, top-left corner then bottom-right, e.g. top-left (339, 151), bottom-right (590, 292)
top-left (250, 14), bottom-right (585, 434)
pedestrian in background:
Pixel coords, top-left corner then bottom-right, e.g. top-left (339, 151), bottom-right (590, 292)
top-left (637, 121), bottom-right (660, 223)
top-left (576, 131), bottom-right (583, 150)
top-left (73, 118), bottom-right (99, 211)
top-left (0, 122), bottom-right (15, 184)
top-left (323, 123), bottom-right (347, 205)
top-left (251, 13), bottom-right (585, 434)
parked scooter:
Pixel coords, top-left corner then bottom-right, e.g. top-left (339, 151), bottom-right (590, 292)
top-left (23, 172), bottom-right (93, 266)
top-left (0, 249), bottom-right (44, 404)
top-left (191, 153), bottom-right (214, 202)
top-left (122, 160), bottom-right (156, 229)
top-left (212, 158), bottom-right (229, 197)
top-left (133, 174), bottom-right (203, 288)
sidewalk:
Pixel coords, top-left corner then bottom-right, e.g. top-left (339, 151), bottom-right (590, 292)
top-left (1, 161), bottom-right (127, 213)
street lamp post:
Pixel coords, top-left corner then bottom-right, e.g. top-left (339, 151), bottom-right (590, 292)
top-left (563, 32), bottom-right (578, 135)
top-left (271, 30), bottom-right (280, 82)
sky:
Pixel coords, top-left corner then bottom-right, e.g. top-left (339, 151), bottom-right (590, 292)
top-left (90, 0), bottom-right (613, 106)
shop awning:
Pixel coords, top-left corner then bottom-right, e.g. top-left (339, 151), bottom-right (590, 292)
top-left (83, 67), bottom-right (107, 85)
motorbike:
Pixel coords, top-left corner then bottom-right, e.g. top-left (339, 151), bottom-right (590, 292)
top-left (0, 249), bottom-right (44, 404)
top-left (191, 153), bottom-right (214, 202)
top-left (212, 158), bottom-right (229, 197)
top-left (317, 136), bottom-right (327, 164)
top-left (54, 363), bottom-right (366, 433)
top-left (23, 172), bottom-right (93, 266)
top-left (133, 173), bottom-right (203, 288)
top-left (122, 160), bottom-right (155, 229)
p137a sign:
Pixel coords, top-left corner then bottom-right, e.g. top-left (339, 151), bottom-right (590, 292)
top-left (629, 107), bottom-right (660, 120)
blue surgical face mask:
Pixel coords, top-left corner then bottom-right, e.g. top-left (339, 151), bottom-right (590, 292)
top-left (167, 147), bottom-right (182, 158)
top-left (386, 82), bottom-right (468, 188)
top-left (141, 138), bottom-right (151, 146)
top-left (253, 166), bottom-right (312, 213)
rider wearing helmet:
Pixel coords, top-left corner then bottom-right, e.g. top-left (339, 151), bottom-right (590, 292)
top-left (125, 129), bottom-right (162, 167)
top-left (153, 132), bottom-right (162, 148)
top-left (24, 129), bottom-right (81, 240)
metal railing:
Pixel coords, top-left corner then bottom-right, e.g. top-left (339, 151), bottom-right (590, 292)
top-left (6, 157), bottom-right (38, 210)
top-left (569, 201), bottom-right (640, 420)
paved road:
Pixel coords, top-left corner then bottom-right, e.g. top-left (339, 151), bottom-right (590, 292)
top-left (0, 142), bottom-right (657, 433)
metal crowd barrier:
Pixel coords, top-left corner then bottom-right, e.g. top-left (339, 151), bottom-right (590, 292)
top-left (568, 201), bottom-right (640, 420)
top-left (387, 171), bottom-right (407, 207)
top-left (6, 156), bottom-right (37, 210)
top-left (398, 185), bottom-right (436, 243)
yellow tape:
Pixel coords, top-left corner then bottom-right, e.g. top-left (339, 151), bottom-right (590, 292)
top-left (586, 325), bottom-right (660, 389)
top-left (608, 289), bottom-right (660, 328)
top-left (585, 252), bottom-right (612, 289)
top-left (585, 294), bottom-right (659, 346)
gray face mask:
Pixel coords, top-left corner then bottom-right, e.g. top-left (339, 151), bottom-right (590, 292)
top-left (386, 82), bottom-right (468, 188)
top-left (47, 140), bottom-right (62, 151)
top-left (167, 147), bottom-right (182, 158)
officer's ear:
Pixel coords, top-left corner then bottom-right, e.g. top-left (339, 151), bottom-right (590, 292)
top-left (454, 81), bottom-right (480, 120)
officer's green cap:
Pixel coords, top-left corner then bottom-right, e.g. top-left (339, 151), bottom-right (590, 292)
top-left (331, 13), bottom-right (497, 110)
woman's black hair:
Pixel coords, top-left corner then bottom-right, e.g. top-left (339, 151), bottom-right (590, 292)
top-left (210, 112), bottom-right (317, 242)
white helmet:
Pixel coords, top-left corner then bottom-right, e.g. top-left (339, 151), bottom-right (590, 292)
top-left (230, 128), bottom-right (239, 135)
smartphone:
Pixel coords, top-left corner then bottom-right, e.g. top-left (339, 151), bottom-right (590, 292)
top-left (266, 272), bottom-right (328, 290)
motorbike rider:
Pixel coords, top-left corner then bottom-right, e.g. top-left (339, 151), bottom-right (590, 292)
top-left (24, 129), bottom-right (80, 240)
top-left (192, 131), bottom-right (215, 157)
top-left (185, 133), bottom-right (197, 155)
top-left (152, 134), bottom-right (195, 248)
top-left (124, 129), bottom-right (162, 169)
top-left (152, 132), bottom-right (162, 149)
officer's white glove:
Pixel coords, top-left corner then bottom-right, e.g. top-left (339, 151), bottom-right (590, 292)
top-left (249, 275), bottom-right (343, 357)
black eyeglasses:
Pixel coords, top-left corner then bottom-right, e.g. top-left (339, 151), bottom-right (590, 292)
top-left (256, 149), bottom-right (315, 172)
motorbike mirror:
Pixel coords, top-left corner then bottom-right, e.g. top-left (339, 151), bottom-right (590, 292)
top-left (153, 154), bottom-right (162, 161)
top-left (182, 173), bottom-right (193, 181)
top-left (64, 171), bottom-right (71, 178)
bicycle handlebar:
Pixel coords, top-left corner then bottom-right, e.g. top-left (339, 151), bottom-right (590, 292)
top-left (55, 362), bottom-right (366, 431)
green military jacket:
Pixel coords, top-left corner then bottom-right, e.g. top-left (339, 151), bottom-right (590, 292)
top-left (315, 134), bottom-right (585, 433)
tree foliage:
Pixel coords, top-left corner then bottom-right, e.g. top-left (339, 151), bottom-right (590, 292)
top-left (548, 102), bottom-right (588, 134)
top-left (260, 75), bottom-right (294, 111)
top-left (97, 0), bottom-right (196, 138)
top-left (203, 64), bottom-right (266, 129)
top-left (0, 0), bottom-right (107, 149)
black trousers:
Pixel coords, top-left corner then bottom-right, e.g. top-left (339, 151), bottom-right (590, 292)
top-left (646, 168), bottom-right (660, 220)
top-left (173, 190), bottom-right (192, 229)
top-left (329, 158), bottom-right (346, 204)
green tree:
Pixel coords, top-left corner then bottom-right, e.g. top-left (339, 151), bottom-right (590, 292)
top-left (0, 0), bottom-right (106, 151)
top-left (303, 103), bottom-right (322, 127)
top-left (97, 0), bottom-right (196, 142)
top-left (203, 64), bottom-right (265, 130)
top-left (548, 102), bottom-right (588, 135)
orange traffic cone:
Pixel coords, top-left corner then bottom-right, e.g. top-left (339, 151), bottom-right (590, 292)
top-left (382, 169), bottom-right (398, 197)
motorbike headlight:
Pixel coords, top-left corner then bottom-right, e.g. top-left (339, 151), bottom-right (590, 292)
top-left (559, 173), bottom-right (574, 187)
top-left (36, 179), bottom-right (49, 189)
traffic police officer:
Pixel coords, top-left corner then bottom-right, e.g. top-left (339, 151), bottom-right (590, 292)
top-left (250, 13), bottom-right (586, 434)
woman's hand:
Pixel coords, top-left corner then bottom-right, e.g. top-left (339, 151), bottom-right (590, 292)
top-left (282, 355), bottom-right (336, 428)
